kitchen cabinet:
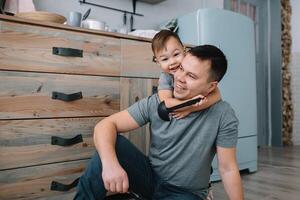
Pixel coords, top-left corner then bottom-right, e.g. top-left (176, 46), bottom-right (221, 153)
top-left (0, 15), bottom-right (159, 200)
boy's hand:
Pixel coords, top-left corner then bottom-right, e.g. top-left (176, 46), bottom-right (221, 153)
top-left (171, 109), bottom-right (192, 119)
top-left (191, 94), bottom-right (205, 104)
top-left (192, 96), bottom-right (208, 107)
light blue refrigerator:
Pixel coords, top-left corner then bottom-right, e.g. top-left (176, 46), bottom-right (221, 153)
top-left (177, 8), bottom-right (258, 181)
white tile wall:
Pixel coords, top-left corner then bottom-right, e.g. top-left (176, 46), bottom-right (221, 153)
top-left (291, 52), bottom-right (300, 145)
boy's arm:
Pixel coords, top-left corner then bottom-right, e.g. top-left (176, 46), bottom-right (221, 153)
top-left (171, 87), bottom-right (221, 119)
top-left (196, 86), bottom-right (221, 109)
top-left (158, 89), bottom-right (191, 108)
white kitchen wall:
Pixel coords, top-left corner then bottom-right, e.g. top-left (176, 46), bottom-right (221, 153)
top-left (290, 0), bottom-right (300, 145)
top-left (32, 0), bottom-right (223, 31)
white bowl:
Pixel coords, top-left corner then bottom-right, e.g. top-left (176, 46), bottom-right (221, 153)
top-left (81, 19), bottom-right (105, 30)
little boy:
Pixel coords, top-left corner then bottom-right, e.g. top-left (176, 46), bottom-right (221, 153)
top-left (152, 30), bottom-right (221, 119)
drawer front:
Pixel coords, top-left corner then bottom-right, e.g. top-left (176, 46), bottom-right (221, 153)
top-left (0, 21), bottom-right (121, 76)
top-left (0, 117), bottom-right (101, 170)
top-left (0, 159), bottom-right (88, 200)
top-left (121, 39), bottom-right (161, 78)
top-left (0, 71), bottom-right (120, 119)
top-left (120, 78), bottom-right (158, 154)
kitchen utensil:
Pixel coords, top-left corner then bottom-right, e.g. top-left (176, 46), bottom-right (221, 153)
top-left (157, 97), bottom-right (203, 121)
top-left (130, 14), bottom-right (134, 31)
top-left (123, 12), bottom-right (127, 26)
top-left (0, 0), bottom-right (5, 14)
top-left (68, 11), bottom-right (82, 27)
top-left (130, 0), bottom-right (136, 31)
top-left (15, 11), bottom-right (66, 23)
top-left (120, 12), bottom-right (128, 33)
top-left (82, 8), bottom-right (91, 21)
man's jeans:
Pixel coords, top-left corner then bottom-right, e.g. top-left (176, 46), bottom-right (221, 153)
top-left (74, 135), bottom-right (204, 200)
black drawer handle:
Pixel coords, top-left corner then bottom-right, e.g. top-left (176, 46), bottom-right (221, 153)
top-left (50, 177), bottom-right (80, 191)
top-left (52, 91), bottom-right (83, 102)
top-left (51, 134), bottom-right (83, 146)
top-left (52, 47), bottom-right (83, 57)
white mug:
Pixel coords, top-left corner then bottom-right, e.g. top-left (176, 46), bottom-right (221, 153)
top-left (68, 11), bottom-right (82, 27)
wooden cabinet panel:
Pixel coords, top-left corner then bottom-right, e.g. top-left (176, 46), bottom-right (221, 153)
top-left (0, 117), bottom-right (101, 170)
top-left (120, 78), bottom-right (158, 154)
top-left (0, 21), bottom-right (121, 76)
top-left (0, 159), bottom-right (88, 200)
top-left (0, 71), bottom-right (120, 119)
top-left (121, 39), bottom-right (161, 78)
top-left (0, 16), bottom-right (161, 200)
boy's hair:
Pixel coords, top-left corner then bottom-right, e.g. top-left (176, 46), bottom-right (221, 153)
top-left (151, 30), bottom-right (183, 56)
top-left (188, 45), bottom-right (228, 82)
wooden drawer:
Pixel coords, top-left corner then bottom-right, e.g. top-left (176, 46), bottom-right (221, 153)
top-left (120, 78), bottom-right (158, 155)
top-left (0, 117), bottom-right (101, 170)
top-left (121, 39), bottom-right (161, 78)
top-left (0, 159), bottom-right (88, 200)
top-left (0, 21), bottom-right (121, 76)
top-left (0, 71), bottom-right (120, 119)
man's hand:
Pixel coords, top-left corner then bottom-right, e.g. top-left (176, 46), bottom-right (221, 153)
top-left (102, 162), bottom-right (129, 193)
top-left (93, 110), bottom-right (140, 194)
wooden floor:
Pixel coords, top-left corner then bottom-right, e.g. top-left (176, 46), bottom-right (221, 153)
top-left (212, 146), bottom-right (300, 200)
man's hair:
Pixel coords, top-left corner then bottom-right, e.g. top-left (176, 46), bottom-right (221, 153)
top-left (188, 45), bottom-right (228, 82)
top-left (151, 30), bottom-right (183, 56)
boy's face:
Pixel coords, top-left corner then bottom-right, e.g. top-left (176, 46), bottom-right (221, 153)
top-left (154, 37), bottom-right (185, 75)
top-left (173, 53), bottom-right (217, 100)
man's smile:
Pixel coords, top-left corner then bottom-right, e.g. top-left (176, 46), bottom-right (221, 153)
top-left (174, 82), bottom-right (186, 93)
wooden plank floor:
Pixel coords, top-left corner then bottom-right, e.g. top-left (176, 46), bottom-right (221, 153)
top-left (212, 146), bottom-right (300, 200)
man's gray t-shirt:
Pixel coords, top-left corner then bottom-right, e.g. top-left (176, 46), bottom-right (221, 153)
top-left (158, 72), bottom-right (173, 91)
top-left (127, 94), bottom-right (238, 195)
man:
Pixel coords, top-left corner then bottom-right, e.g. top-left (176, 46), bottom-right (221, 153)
top-left (75, 45), bottom-right (244, 200)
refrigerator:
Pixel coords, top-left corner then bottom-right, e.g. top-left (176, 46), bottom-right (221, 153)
top-left (177, 8), bottom-right (257, 181)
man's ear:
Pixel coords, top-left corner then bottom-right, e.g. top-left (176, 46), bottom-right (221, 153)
top-left (184, 46), bottom-right (191, 53)
top-left (207, 81), bottom-right (218, 94)
top-left (183, 46), bottom-right (187, 53)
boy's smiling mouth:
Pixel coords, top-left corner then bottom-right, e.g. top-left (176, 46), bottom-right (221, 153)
top-left (169, 65), bottom-right (180, 74)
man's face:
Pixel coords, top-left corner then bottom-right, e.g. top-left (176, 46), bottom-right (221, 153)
top-left (173, 53), bottom-right (217, 100)
top-left (155, 37), bottom-right (185, 75)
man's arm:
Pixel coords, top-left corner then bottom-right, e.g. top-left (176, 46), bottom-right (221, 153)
top-left (217, 146), bottom-right (244, 200)
top-left (94, 110), bottom-right (141, 193)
